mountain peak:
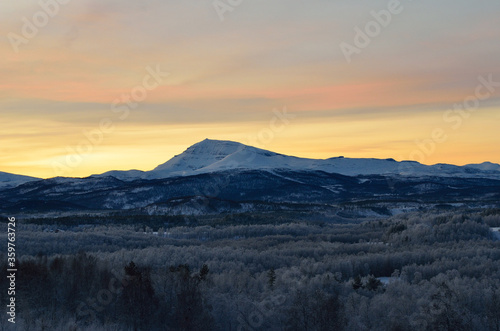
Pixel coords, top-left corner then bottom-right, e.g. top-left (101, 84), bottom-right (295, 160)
top-left (188, 139), bottom-right (245, 153)
top-left (144, 139), bottom-right (500, 180)
top-left (151, 139), bottom-right (250, 175)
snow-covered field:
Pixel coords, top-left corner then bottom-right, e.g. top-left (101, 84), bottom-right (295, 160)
top-left (491, 227), bottom-right (500, 240)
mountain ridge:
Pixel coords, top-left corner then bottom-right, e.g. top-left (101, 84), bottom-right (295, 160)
top-left (2, 139), bottom-right (500, 188)
top-left (100, 139), bottom-right (500, 181)
top-left (0, 171), bottom-right (41, 189)
top-left (1, 139), bottom-right (499, 215)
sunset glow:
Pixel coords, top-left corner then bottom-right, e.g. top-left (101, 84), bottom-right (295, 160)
top-left (1, 0), bottom-right (499, 178)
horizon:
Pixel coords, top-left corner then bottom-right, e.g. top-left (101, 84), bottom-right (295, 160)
top-left (1, 1), bottom-right (500, 178)
top-left (4, 138), bottom-right (499, 180)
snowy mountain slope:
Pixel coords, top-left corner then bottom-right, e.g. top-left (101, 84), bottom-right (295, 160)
top-left (2, 139), bottom-right (499, 215)
top-left (139, 139), bottom-right (500, 180)
top-left (2, 168), bottom-right (500, 214)
top-left (95, 170), bottom-right (146, 181)
top-left (464, 162), bottom-right (500, 172)
top-left (154, 139), bottom-right (247, 171)
top-left (147, 139), bottom-right (312, 179)
top-left (4, 140), bottom-right (500, 188)
top-left (0, 171), bottom-right (40, 189)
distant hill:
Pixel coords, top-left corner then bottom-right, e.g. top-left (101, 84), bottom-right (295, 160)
top-left (1, 140), bottom-right (499, 215)
top-left (96, 139), bottom-right (500, 180)
top-left (0, 171), bottom-right (40, 189)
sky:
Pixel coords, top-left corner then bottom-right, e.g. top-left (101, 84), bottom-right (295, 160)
top-left (1, 0), bottom-right (500, 179)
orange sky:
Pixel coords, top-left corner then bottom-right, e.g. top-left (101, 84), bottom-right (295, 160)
top-left (1, 1), bottom-right (499, 178)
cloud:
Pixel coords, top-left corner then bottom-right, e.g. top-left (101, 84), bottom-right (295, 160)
top-left (1, 0), bottom-right (499, 177)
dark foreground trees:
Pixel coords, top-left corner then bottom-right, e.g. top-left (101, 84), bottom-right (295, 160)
top-left (1, 209), bottom-right (499, 330)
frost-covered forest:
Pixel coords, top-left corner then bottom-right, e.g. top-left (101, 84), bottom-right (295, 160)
top-left (1, 209), bottom-right (500, 330)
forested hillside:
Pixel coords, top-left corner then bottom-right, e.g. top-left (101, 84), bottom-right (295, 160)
top-left (1, 209), bottom-right (500, 330)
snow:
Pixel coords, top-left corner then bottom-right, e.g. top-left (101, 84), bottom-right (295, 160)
top-left (3, 139), bottom-right (499, 187)
top-left (491, 228), bottom-right (500, 241)
top-left (465, 162), bottom-right (500, 172)
top-left (94, 170), bottom-right (145, 181)
top-left (141, 139), bottom-right (500, 180)
top-left (0, 171), bottom-right (40, 189)
top-left (377, 277), bottom-right (399, 285)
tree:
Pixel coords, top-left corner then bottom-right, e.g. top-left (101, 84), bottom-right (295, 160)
top-left (267, 268), bottom-right (276, 290)
top-left (352, 276), bottom-right (363, 290)
top-left (365, 275), bottom-right (382, 291)
top-left (166, 264), bottom-right (214, 331)
top-left (422, 282), bottom-right (469, 331)
top-left (485, 287), bottom-right (500, 331)
top-left (199, 264), bottom-right (209, 281)
top-left (121, 261), bottom-right (157, 330)
top-left (285, 289), bottom-right (344, 331)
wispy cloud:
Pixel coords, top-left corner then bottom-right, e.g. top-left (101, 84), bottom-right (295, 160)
top-left (1, 0), bottom-right (499, 177)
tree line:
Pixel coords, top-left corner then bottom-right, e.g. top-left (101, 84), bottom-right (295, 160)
top-left (0, 209), bottom-right (499, 330)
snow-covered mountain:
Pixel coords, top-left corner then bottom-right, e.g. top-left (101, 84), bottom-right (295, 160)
top-left (464, 162), bottom-right (500, 172)
top-left (0, 171), bottom-right (40, 189)
top-left (95, 139), bottom-right (500, 180)
top-left (2, 139), bottom-right (499, 191)
top-left (96, 169), bottom-right (146, 181)
top-left (2, 139), bottom-right (500, 214)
